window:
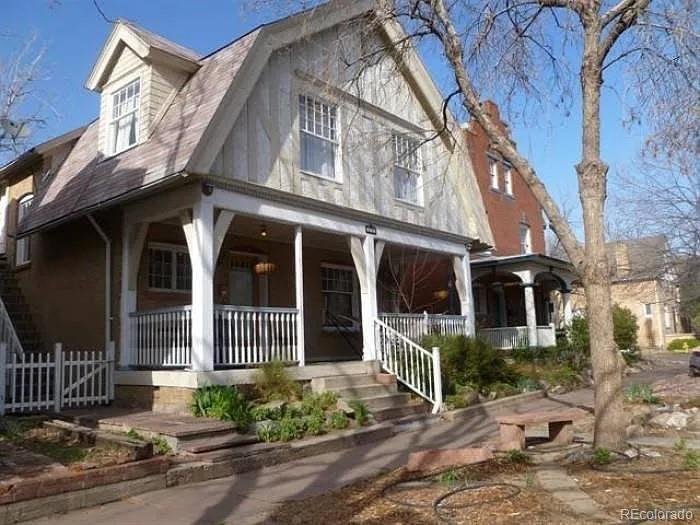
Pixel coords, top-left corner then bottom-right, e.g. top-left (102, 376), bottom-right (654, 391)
top-left (321, 265), bottom-right (358, 328)
top-left (110, 78), bottom-right (140, 154)
top-left (393, 133), bottom-right (423, 205)
top-left (299, 95), bottom-right (338, 180)
top-left (489, 157), bottom-right (499, 190)
top-left (15, 194), bottom-right (33, 266)
top-left (519, 224), bottom-right (532, 254)
top-left (148, 244), bottom-right (191, 292)
top-left (644, 303), bottom-right (653, 318)
top-left (504, 164), bottom-right (513, 196)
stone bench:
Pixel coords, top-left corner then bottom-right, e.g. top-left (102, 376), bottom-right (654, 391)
top-left (496, 409), bottom-right (587, 451)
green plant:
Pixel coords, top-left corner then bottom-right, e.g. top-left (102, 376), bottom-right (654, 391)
top-left (253, 360), bottom-right (301, 402)
top-left (348, 400), bottom-right (370, 426)
top-left (613, 305), bottom-right (639, 354)
top-left (488, 382), bottom-right (520, 399)
top-left (278, 416), bottom-right (306, 442)
top-left (191, 385), bottom-right (253, 430)
top-left (304, 410), bottom-right (327, 436)
top-left (515, 377), bottom-right (541, 392)
top-left (251, 404), bottom-right (284, 422)
top-left (504, 449), bottom-right (530, 463)
top-left (668, 338), bottom-right (700, 352)
top-left (624, 383), bottom-right (659, 404)
top-left (301, 391), bottom-right (338, 415)
top-left (438, 468), bottom-right (463, 487)
top-left (125, 428), bottom-right (146, 441)
top-left (256, 421), bottom-right (281, 442)
top-left (684, 450), bottom-right (700, 470)
top-left (523, 471), bottom-right (535, 487)
top-left (151, 436), bottom-right (172, 455)
top-left (422, 335), bottom-right (518, 394)
top-left (592, 447), bottom-right (612, 465)
top-left (328, 410), bottom-right (349, 430)
top-left (674, 438), bottom-right (688, 452)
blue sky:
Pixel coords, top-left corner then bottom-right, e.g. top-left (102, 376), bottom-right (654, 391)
top-left (3, 0), bottom-right (645, 232)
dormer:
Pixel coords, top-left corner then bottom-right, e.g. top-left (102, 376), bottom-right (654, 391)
top-left (86, 20), bottom-right (201, 157)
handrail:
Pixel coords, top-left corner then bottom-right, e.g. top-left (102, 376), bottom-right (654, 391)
top-left (324, 310), bottom-right (362, 359)
top-left (129, 305), bottom-right (192, 316)
top-left (0, 296), bottom-right (24, 357)
top-left (374, 318), bottom-right (442, 413)
top-left (215, 304), bottom-right (299, 314)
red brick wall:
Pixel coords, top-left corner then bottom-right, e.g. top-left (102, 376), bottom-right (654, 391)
top-left (464, 101), bottom-right (546, 256)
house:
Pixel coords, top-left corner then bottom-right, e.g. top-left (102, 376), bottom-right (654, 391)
top-left (602, 236), bottom-right (687, 349)
top-left (463, 101), bottom-right (577, 349)
top-left (0, 1), bottom-right (492, 413)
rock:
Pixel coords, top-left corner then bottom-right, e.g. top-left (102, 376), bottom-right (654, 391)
top-left (625, 424), bottom-right (643, 438)
top-left (642, 449), bottom-right (662, 458)
top-left (624, 448), bottom-right (640, 458)
top-left (687, 414), bottom-right (700, 432)
top-left (549, 385), bottom-right (566, 395)
top-left (649, 411), bottom-right (689, 429)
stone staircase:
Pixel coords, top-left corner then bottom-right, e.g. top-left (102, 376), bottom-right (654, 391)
top-left (311, 372), bottom-right (430, 422)
top-left (0, 255), bottom-right (42, 351)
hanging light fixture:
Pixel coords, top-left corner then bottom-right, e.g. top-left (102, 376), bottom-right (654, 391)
top-left (260, 224), bottom-right (268, 238)
top-left (433, 289), bottom-right (449, 300)
top-left (254, 261), bottom-right (276, 275)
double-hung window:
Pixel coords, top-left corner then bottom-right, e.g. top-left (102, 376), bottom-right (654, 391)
top-left (299, 95), bottom-right (338, 180)
top-left (148, 244), bottom-right (191, 292)
top-left (489, 157), bottom-right (499, 190)
top-left (321, 265), bottom-right (357, 328)
top-left (393, 133), bottom-right (422, 205)
top-left (504, 164), bottom-right (513, 196)
top-left (519, 224), bottom-right (532, 254)
top-left (110, 78), bottom-right (140, 155)
top-left (15, 194), bottom-right (33, 266)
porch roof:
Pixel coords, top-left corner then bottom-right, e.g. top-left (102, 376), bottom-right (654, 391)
top-left (470, 253), bottom-right (576, 274)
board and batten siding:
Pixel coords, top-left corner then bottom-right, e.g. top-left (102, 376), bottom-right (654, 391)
top-left (209, 23), bottom-right (486, 240)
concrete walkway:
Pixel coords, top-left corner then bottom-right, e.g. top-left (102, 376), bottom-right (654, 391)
top-left (25, 394), bottom-right (567, 525)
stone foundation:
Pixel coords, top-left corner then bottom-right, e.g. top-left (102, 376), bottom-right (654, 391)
top-left (114, 385), bottom-right (194, 414)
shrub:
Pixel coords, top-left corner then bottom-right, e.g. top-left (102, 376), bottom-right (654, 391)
top-left (348, 400), bottom-right (370, 426)
top-left (191, 385), bottom-right (252, 431)
top-left (684, 450), bottom-right (700, 470)
top-left (668, 338), bottom-right (700, 352)
top-left (328, 410), bottom-right (349, 430)
top-left (592, 448), bottom-right (612, 465)
top-left (253, 360), bottom-right (301, 402)
top-left (251, 404), bottom-right (284, 422)
top-left (624, 383), bottom-right (659, 404)
top-left (278, 416), bottom-right (306, 442)
top-left (504, 449), bottom-right (530, 463)
top-left (256, 421), bottom-right (281, 442)
top-left (304, 410), bottom-right (327, 435)
top-left (422, 335), bottom-right (518, 394)
top-left (151, 436), bottom-right (172, 455)
top-left (301, 392), bottom-right (338, 415)
top-left (613, 305), bottom-right (639, 352)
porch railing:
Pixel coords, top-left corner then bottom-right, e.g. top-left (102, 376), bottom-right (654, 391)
top-left (378, 312), bottom-right (469, 343)
top-left (477, 326), bottom-right (529, 350)
top-left (536, 324), bottom-right (557, 347)
top-left (0, 296), bottom-right (24, 357)
top-left (128, 306), bottom-right (192, 368)
top-left (374, 318), bottom-right (442, 413)
top-left (214, 305), bottom-right (299, 366)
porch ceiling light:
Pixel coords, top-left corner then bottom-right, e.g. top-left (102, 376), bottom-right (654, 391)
top-left (260, 224), bottom-right (268, 238)
top-left (254, 261), bottom-right (276, 275)
top-left (433, 289), bottom-right (449, 300)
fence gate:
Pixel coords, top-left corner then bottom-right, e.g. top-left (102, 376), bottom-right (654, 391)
top-left (0, 343), bottom-right (114, 415)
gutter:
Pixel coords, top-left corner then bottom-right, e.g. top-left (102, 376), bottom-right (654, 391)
top-left (87, 214), bottom-right (112, 354)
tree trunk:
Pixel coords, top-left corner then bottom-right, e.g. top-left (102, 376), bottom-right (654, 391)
top-left (578, 14), bottom-right (625, 449)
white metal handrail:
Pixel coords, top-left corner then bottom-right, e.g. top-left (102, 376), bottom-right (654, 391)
top-left (0, 296), bottom-right (24, 357)
top-left (214, 305), bottom-right (299, 366)
top-left (378, 312), bottom-right (469, 343)
top-left (374, 318), bottom-right (442, 413)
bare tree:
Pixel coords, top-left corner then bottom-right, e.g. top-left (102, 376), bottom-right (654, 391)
top-left (0, 35), bottom-right (50, 158)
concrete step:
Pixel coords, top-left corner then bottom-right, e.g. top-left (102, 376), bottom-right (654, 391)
top-left (335, 383), bottom-right (397, 399)
top-left (372, 401), bottom-right (430, 422)
top-left (179, 432), bottom-right (258, 454)
top-left (342, 393), bottom-right (413, 412)
top-left (311, 373), bottom-right (380, 392)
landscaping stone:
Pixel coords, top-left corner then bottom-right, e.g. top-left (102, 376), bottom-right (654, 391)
top-left (687, 414), bottom-right (700, 432)
top-left (625, 424), bottom-right (644, 438)
top-left (406, 447), bottom-right (494, 472)
top-left (648, 411), bottom-right (690, 429)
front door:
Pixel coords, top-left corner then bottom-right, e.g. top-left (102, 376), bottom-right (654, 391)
top-left (229, 253), bottom-right (257, 306)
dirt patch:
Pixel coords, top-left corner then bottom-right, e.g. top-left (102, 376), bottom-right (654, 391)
top-left (653, 374), bottom-right (700, 403)
top-left (265, 459), bottom-right (580, 524)
top-left (568, 450), bottom-right (700, 522)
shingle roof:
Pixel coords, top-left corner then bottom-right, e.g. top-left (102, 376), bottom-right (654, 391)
top-left (119, 19), bottom-right (201, 63)
top-left (20, 27), bottom-right (260, 234)
top-left (607, 235), bottom-right (668, 281)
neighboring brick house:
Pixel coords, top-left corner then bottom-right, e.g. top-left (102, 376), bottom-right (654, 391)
top-left (463, 101), bottom-right (576, 349)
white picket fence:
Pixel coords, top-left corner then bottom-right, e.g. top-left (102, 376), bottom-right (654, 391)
top-left (378, 312), bottom-right (470, 343)
top-left (374, 318), bottom-right (442, 413)
top-left (0, 343), bottom-right (114, 415)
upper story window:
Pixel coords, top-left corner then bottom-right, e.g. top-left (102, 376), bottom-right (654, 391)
top-left (148, 244), bottom-right (191, 292)
top-left (393, 133), bottom-right (423, 205)
top-left (299, 94), bottom-right (339, 181)
top-left (504, 164), bottom-right (513, 196)
top-left (519, 223), bottom-right (532, 254)
top-left (644, 303), bottom-right (653, 318)
top-left (321, 264), bottom-right (358, 329)
top-left (110, 78), bottom-right (141, 155)
top-left (489, 157), bottom-right (499, 190)
top-left (15, 194), bottom-right (33, 266)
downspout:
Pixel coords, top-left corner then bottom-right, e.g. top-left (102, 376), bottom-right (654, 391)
top-left (87, 215), bottom-right (111, 353)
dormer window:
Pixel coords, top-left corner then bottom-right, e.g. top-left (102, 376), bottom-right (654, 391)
top-left (110, 78), bottom-right (140, 155)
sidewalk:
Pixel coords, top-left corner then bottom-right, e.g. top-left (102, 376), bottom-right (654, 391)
top-left (25, 393), bottom-right (569, 525)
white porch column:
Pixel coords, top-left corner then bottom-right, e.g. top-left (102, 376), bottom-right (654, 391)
top-left (294, 225), bottom-right (305, 366)
top-left (452, 251), bottom-right (475, 336)
top-left (119, 221), bottom-right (147, 368)
top-left (182, 196), bottom-right (215, 372)
top-left (523, 286), bottom-right (538, 347)
top-left (349, 235), bottom-right (377, 361)
top-left (562, 289), bottom-right (573, 327)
